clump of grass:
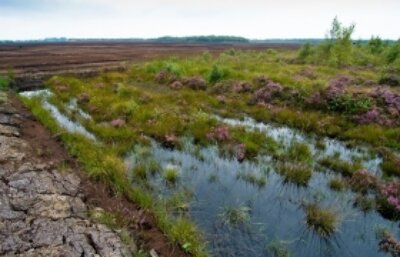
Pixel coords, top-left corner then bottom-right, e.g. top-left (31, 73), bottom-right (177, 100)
top-left (163, 165), bottom-right (180, 184)
top-left (319, 157), bottom-right (362, 176)
top-left (165, 190), bottom-right (192, 213)
top-left (0, 74), bottom-right (12, 90)
top-left (328, 178), bottom-right (345, 191)
top-left (133, 164), bottom-right (147, 180)
top-left (287, 142), bottom-right (312, 163)
top-left (266, 240), bottom-right (292, 257)
top-left (147, 159), bottom-right (161, 175)
top-left (277, 163), bottom-right (313, 186)
top-left (315, 139), bottom-right (326, 150)
top-left (89, 208), bottom-right (120, 229)
top-left (354, 194), bottom-right (376, 212)
top-left (219, 205), bottom-right (251, 226)
top-left (304, 204), bottom-right (339, 237)
top-left (237, 171), bottom-right (267, 188)
top-left (381, 154), bottom-right (400, 177)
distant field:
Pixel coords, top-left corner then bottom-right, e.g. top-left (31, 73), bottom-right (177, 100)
top-left (0, 42), bottom-right (300, 75)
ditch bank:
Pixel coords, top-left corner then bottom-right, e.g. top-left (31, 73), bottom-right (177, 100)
top-left (0, 91), bottom-right (191, 257)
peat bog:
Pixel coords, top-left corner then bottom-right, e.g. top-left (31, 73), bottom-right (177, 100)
top-left (17, 34), bottom-right (400, 257)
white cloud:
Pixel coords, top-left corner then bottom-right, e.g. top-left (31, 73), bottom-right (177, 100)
top-left (0, 0), bottom-right (399, 40)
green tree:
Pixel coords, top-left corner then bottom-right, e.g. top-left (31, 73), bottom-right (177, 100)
top-left (328, 17), bottom-right (356, 67)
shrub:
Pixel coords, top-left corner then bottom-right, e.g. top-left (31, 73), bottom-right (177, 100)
top-left (379, 74), bottom-right (400, 87)
top-left (249, 81), bottom-right (283, 105)
top-left (297, 43), bottom-right (314, 63)
top-left (379, 180), bottom-right (400, 218)
top-left (208, 65), bottom-right (226, 84)
top-left (328, 94), bottom-right (371, 114)
top-left (206, 126), bottom-right (230, 142)
top-left (378, 231), bottom-right (400, 257)
top-left (183, 76), bottom-right (207, 90)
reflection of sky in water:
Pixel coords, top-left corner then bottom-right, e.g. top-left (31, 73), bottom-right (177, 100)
top-left (128, 134), bottom-right (397, 257)
top-left (216, 116), bottom-right (383, 174)
top-left (20, 90), bottom-right (96, 141)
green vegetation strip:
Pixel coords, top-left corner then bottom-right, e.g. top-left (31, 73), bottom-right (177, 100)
top-left (19, 95), bottom-right (208, 257)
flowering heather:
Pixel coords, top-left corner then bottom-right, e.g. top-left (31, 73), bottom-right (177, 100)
top-left (77, 92), bottom-right (90, 104)
top-left (155, 71), bottom-right (167, 83)
top-left (236, 143), bottom-right (246, 162)
top-left (379, 232), bottom-right (400, 257)
top-left (232, 81), bottom-right (252, 93)
top-left (325, 78), bottom-right (347, 100)
top-left (110, 118), bottom-right (125, 127)
top-left (348, 169), bottom-right (378, 193)
top-left (254, 75), bottom-right (269, 85)
top-left (250, 81), bottom-right (283, 104)
top-left (380, 180), bottom-right (400, 213)
top-left (357, 108), bottom-right (391, 126)
top-left (183, 76), bottom-right (207, 90)
top-left (163, 134), bottom-right (179, 148)
top-left (371, 87), bottom-right (400, 111)
top-left (207, 126), bottom-right (230, 141)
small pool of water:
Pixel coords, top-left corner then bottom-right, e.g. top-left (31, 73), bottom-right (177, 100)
top-left (127, 138), bottom-right (397, 257)
top-left (19, 90), bottom-right (96, 140)
top-left (216, 115), bottom-right (382, 174)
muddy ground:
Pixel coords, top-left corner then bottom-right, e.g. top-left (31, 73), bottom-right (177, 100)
top-left (0, 42), bottom-right (299, 90)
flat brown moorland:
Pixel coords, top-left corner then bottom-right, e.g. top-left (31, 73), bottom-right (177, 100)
top-left (0, 42), bottom-right (299, 75)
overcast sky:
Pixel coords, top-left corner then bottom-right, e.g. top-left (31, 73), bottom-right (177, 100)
top-left (0, 0), bottom-right (399, 40)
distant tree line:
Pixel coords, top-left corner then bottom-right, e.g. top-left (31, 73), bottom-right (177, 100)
top-left (152, 36), bottom-right (249, 43)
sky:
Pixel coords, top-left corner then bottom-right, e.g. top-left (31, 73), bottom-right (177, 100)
top-left (0, 0), bottom-right (399, 40)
